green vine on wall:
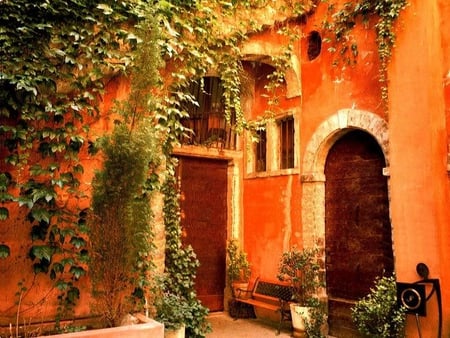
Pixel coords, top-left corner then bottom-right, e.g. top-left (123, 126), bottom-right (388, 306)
top-left (0, 0), bottom-right (146, 325)
top-left (156, 0), bottom-right (316, 141)
top-left (161, 168), bottom-right (211, 337)
top-left (322, 0), bottom-right (408, 108)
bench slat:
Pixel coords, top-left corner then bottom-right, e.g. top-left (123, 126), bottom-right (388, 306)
top-left (233, 277), bottom-right (293, 335)
top-left (235, 298), bottom-right (279, 312)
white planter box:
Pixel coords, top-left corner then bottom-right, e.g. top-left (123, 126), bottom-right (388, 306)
top-left (45, 320), bottom-right (164, 338)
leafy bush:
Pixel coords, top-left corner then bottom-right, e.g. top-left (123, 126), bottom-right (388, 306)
top-left (226, 239), bottom-right (251, 285)
top-left (277, 246), bottom-right (322, 305)
top-left (161, 172), bottom-right (211, 337)
top-left (155, 292), bottom-right (190, 331)
top-left (352, 275), bottom-right (406, 338)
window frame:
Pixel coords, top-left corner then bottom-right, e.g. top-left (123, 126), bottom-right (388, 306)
top-left (245, 111), bottom-right (299, 178)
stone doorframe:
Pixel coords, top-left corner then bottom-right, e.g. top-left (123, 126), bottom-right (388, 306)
top-left (300, 108), bottom-right (390, 256)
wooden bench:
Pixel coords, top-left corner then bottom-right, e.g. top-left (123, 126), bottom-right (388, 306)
top-left (233, 277), bottom-right (293, 334)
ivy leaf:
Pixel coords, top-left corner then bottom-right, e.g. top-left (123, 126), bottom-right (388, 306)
top-left (61, 257), bottom-right (75, 267)
top-left (30, 245), bottom-right (53, 261)
top-left (5, 154), bottom-right (19, 166)
top-left (31, 208), bottom-right (51, 223)
top-left (0, 207), bottom-right (9, 220)
top-left (31, 222), bottom-right (50, 241)
top-left (66, 286), bottom-right (80, 304)
top-left (53, 263), bottom-right (64, 273)
top-left (73, 164), bottom-right (84, 174)
top-left (18, 196), bottom-right (34, 209)
top-left (56, 279), bottom-right (69, 291)
top-left (33, 261), bottom-right (51, 274)
top-left (70, 237), bottom-right (86, 249)
top-left (97, 4), bottom-right (113, 15)
top-left (69, 266), bottom-right (85, 280)
top-left (0, 245), bottom-right (11, 259)
top-left (78, 249), bottom-right (89, 263)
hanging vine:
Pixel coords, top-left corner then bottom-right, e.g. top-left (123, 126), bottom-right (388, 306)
top-left (0, 0), bottom-right (150, 326)
top-left (322, 0), bottom-right (408, 109)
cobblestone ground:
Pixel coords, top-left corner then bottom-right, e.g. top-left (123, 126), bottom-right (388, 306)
top-left (207, 312), bottom-right (292, 338)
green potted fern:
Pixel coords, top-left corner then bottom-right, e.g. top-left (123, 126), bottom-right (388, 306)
top-left (277, 246), bottom-right (326, 337)
top-left (155, 292), bottom-right (189, 338)
top-left (226, 239), bottom-right (251, 298)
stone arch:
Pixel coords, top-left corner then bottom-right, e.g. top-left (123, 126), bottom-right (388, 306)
top-left (241, 40), bottom-right (301, 98)
top-left (301, 109), bottom-right (389, 248)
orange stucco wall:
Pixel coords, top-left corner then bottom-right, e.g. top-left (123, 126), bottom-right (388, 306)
top-left (242, 0), bottom-right (449, 336)
top-left (1, 0), bottom-right (449, 336)
top-left (242, 1), bottom-right (385, 278)
top-left (243, 175), bottom-right (302, 279)
top-left (389, 0), bottom-right (450, 335)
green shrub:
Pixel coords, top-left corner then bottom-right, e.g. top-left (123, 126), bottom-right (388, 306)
top-left (352, 275), bottom-right (406, 338)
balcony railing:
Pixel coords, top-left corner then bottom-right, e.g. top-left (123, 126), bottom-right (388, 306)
top-left (180, 112), bottom-right (237, 150)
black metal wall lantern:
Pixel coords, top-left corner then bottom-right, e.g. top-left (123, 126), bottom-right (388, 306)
top-left (396, 263), bottom-right (442, 338)
top-left (397, 282), bottom-right (426, 316)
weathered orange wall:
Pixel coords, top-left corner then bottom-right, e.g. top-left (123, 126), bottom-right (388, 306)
top-left (243, 175), bottom-right (301, 280)
top-left (389, 0), bottom-right (450, 335)
top-left (242, 1), bottom-right (450, 336)
top-left (2, 1), bottom-right (449, 336)
top-left (243, 1), bottom-right (384, 279)
top-left (439, 1), bottom-right (450, 333)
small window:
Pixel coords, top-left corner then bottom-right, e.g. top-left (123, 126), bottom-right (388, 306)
top-left (255, 129), bottom-right (267, 172)
top-left (279, 117), bottom-right (294, 169)
top-left (307, 31), bottom-right (322, 61)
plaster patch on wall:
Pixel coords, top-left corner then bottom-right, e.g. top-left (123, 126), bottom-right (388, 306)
top-left (231, 162), bottom-right (241, 240)
top-left (282, 175), bottom-right (293, 252)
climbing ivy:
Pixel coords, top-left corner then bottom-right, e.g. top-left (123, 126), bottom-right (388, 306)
top-left (88, 11), bottom-right (162, 327)
top-left (161, 170), bottom-right (211, 337)
top-left (322, 0), bottom-right (408, 108)
top-left (0, 0), bottom-right (148, 325)
top-left (156, 0), bottom-right (316, 139)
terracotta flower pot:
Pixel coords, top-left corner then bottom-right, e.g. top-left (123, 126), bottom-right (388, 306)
top-left (232, 282), bottom-right (250, 299)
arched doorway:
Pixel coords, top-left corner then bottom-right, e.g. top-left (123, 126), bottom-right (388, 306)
top-left (325, 130), bottom-right (394, 337)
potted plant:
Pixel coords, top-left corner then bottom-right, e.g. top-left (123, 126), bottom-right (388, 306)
top-left (352, 274), bottom-right (406, 338)
top-left (155, 292), bottom-right (189, 338)
top-left (226, 239), bottom-right (251, 298)
top-left (277, 246), bottom-right (326, 337)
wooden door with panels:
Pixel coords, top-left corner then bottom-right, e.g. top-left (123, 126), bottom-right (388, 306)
top-left (177, 156), bottom-right (228, 312)
top-left (325, 130), bottom-right (394, 337)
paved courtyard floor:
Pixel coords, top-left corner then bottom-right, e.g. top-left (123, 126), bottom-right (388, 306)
top-left (207, 312), bottom-right (292, 338)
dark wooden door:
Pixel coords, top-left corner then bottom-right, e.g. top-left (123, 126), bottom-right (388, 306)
top-left (177, 157), bottom-right (228, 312)
top-left (325, 130), bottom-right (394, 337)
